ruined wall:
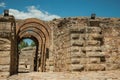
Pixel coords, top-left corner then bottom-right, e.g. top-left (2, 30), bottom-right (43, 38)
top-left (0, 16), bottom-right (120, 73)
top-left (51, 17), bottom-right (120, 71)
top-left (19, 47), bottom-right (36, 72)
top-left (0, 38), bottom-right (10, 73)
top-left (101, 18), bottom-right (120, 70)
top-left (0, 21), bottom-right (11, 74)
top-left (69, 19), bottom-right (104, 71)
top-left (51, 18), bottom-right (71, 71)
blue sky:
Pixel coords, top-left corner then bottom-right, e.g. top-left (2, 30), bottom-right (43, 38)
top-left (0, 0), bottom-right (120, 45)
top-left (0, 0), bottom-right (120, 19)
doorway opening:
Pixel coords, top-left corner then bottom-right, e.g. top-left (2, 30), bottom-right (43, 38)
top-left (18, 38), bottom-right (39, 73)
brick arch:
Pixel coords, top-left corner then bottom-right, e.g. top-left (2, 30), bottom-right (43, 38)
top-left (18, 27), bottom-right (46, 43)
top-left (17, 18), bottom-right (51, 47)
top-left (18, 30), bottom-right (43, 51)
top-left (15, 18), bottom-right (51, 73)
top-left (18, 37), bottom-right (39, 71)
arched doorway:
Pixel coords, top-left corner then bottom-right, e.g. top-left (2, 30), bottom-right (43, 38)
top-left (18, 38), bottom-right (39, 73)
top-left (10, 18), bottom-right (51, 74)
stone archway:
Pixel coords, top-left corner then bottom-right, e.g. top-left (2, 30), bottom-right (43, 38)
top-left (14, 18), bottom-right (51, 74)
top-left (18, 37), bottom-right (39, 72)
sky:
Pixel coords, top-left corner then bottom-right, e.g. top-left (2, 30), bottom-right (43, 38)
top-left (0, 0), bottom-right (120, 21)
top-left (0, 0), bottom-right (120, 45)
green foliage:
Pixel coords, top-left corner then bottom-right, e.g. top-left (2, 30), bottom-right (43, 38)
top-left (18, 40), bottom-right (29, 49)
top-left (18, 39), bottom-right (36, 50)
top-left (30, 41), bottom-right (36, 47)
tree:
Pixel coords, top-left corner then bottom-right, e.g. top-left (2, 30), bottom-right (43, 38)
top-left (18, 40), bottom-right (29, 49)
top-left (30, 41), bottom-right (36, 47)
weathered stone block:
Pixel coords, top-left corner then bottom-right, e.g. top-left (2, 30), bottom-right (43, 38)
top-left (79, 57), bottom-right (102, 64)
top-left (89, 58), bottom-right (100, 63)
top-left (0, 65), bottom-right (9, 72)
top-left (0, 45), bottom-right (10, 51)
top-left (71, 64), bottom-right (84, 71)
top-left (85, 64), bottom-right (105, 71)
top-left (0, 57), bottom-right (10, 65)
top-left (71, 58), bottom-right (80, 64)
top-left (19, 65), bottom-right (30, 69)
top-left (79, 58), bottom-right (89, 64)
top-left (79, 34), bottom-right (85, 39)
top-left (20, 51), bottom-right (35, 55)
top-left (86, 52), bottom-right (105, 57)
top-left (70, 27), bottom-right (86, 33)
top-left (82, 46), bottom-right (102, 52)
top-left (106, 56), bottom-right (120, 63)
top-left (70, 46), bottom-right (80, 52)
top-left (19, 58), bottom-right (28, 63)
top-left (0, 51), bottom-right (10, 57)
top-left (49, 66), bottom-right (54, 71)
top-left (71, 52), bottom-right (85, 58)
top-left (71, 40), bottom-right (84, 46)
top-left (71, 34), bottom-right (79, 40)
top-left (19, 55), bottom-right (33, 59)
top-left (89, 20), bottom-right (100, 26)
top-left (87, 33), bottom-right (103, 40)
top-left (86, 40), bottom-right (100, 46)
top-left (0, 72), bottom-right (9, 77)
top-left (87, 27), bottom-right (101, 33)
top-left (46, 61), bottom-right (54, 66)
top-left (19, 61), bottom-right (25, 65)
top-left (106, 64), bottom-right (120, 70)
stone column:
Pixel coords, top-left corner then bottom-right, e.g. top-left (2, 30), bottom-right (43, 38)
top-left (10, 22), bottom-right (18, 75)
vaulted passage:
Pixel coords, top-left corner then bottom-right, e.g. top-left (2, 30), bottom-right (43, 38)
top-left (0, 14), bottom-right (51, 75)
top-left (14, 18), bottom-right (51, 74)
top-left (18, 38), bottom-right (38, 73)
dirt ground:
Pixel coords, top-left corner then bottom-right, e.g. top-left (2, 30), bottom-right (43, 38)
top-left (0, 70), bottom-right (120, 80)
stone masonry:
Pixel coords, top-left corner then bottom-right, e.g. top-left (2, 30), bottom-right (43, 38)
top-left (50, 17), bottom-right (120, 72)
top-left (0, 38), bottom-right (10, 73)
top-left (0, 12), bottom-right (120, 76)
top-left (18, 47), bottom-right (36, 72)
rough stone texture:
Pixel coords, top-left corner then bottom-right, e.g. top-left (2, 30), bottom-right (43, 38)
top-left (18, 47), bottom-right (36, 72)
top-left (0, 14), bottom-right (120, 75)
top-left (53, 20), bottom-right (71, 71)
top-left (50, 17), bottom-right (120, 72)
top-left (0, 38), bottom-right (10, 73)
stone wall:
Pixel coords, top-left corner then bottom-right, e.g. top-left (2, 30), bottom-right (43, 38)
top-left (52, 18), bottom-right (71, 71)
top-left (19, 47), bottom-right (36, 72)
top-left (0, 16), bottom-right (120, 73)
top-left (0, 38), bottom-right (10, 73)
top-left (51, 17), bottom-right (120, 71)
top-left (101, 19), bottom-right (120, 70)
